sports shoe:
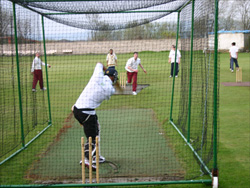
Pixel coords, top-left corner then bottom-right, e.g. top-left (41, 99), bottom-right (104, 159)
top-left (79, 159), bottom-right (96, 171)
top-left (99, 155), bottom-right (105, 163)
top-left (41, 87), bottom-right (47, 91)
top-left (175, 75), bottom-right (178, 78)
top-left (169, 75), bottom-right (172, 78)
top-left (32, 89), bottom-right (36, 92)
top-left (92, 155), bottom-right (106, 164)
top-left (231, 70), bottom-right (234, 73)
top-left (84, 143), bottom-right (96, 159)
top-left (132, 91), bottom-right (137, 95)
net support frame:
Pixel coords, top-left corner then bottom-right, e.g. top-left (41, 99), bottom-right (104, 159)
top-left (41, 15), bottom-right (52, 125)
top-left (0, 179), bottom-right (212, 188)
top-left (1, 0), bottom-right (219, 186)
top-left (169, 11), bottom-right (180, 121)
top-left (13, 2), bottom-right (25, 148)
top-left (187, 0), bottom-right (195, 143)
top-left (168, 0), bottom-right (219, 181)
top-left (43, 10), bottom-right (178, 15)
top-left (168, 0), bottom-right (219, 179)
top-left (212, 0), bottom-right (219, 176)
top-left (0, 3), bottom-right (53, 166)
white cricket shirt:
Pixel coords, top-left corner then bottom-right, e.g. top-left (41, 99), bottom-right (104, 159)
top-left (106, 53), bottom-right (117, 67)
top-left (74, 63), bottom-right (115, 115)
top-left (31, 57), bottom-right (49, 72)
top-left (229, 46), bottom-right (238, 58)
top-left (125, 57), bottom-right (141, 72)
top-left (169, 49), bottom-right (181, 63)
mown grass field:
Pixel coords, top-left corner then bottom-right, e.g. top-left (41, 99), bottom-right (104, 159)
top-left (0, 52), bottom-right (249, 187)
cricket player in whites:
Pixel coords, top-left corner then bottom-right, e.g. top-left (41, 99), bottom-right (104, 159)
top-left (72, 62), bottom-right (119, 169)
top-left (106, 49), bottom-right (117, 68)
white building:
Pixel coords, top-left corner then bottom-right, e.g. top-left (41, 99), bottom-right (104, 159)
top-left (209, 30), bottom-right (250, 52)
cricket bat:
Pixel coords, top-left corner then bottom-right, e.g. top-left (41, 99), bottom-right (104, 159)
top-left (114, 81), bottom-right (124, 92)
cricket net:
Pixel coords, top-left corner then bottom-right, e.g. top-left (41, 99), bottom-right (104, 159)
top-left (0, 0), bottom-right (219, 186)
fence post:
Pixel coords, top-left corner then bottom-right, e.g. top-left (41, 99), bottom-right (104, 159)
top-left (169, 11), bottom-right (180, 121)
top-left (13, 2), bottom-right (25, 148)
top-left (41, 15), bottom-right (52, 125)
top-left (187, 0), bottom-right (195, 143)
top-left (213, 0), bottom-right (219, 177)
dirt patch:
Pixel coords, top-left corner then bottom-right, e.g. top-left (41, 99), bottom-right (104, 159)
top-left (221, 82), bottom-right (250, 87)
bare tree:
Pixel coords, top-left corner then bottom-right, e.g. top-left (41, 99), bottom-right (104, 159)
top-left (219, 0), bottom-right (250, 30)
top-left (1, 7), bottom-right (32, 43)
top-left (219, 0), bottom-right (235, 30)
top-left (236, 0), bottom-right (250, 30)
top-left (17, 18), bottom-right (32, 40)
top-left (0, 9), bottom-right (13, 36)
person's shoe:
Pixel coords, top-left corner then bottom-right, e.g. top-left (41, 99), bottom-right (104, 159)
top-left (32, 89), bottom-right (36, 92)
top-left (80, 159), bottom-right (96, 171)
top-left (41, 87), bottom-right (47, 91)
top-left (132, 91), bottom-right (137, 95)
top-left (92, 155), bottom-right (106, 164)
top-left (175, 75), bottom-right (178, 78)
top-left (84, 159), bottom-right (96, 171)
top-left (231, 70), bottom-right (234, 73)
top-left (169, 75), bottom-right (172, 78)
top-left (99, 155), bottom-right (106, 163)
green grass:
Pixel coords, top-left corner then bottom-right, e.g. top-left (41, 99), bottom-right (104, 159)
top-left (0, 52), bottom-right (249, 187)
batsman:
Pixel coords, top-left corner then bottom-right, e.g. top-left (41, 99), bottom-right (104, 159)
top-left (72, 62), bottom-right (120, 169)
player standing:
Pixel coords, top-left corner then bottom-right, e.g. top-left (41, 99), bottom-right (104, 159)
top-left (31, 52), bottom-right (51, 92)
top-left (106, 49), bottom-right (117, 69)
top-left (72, 62), bottom-right (118, 169)
top-left (168, 45), bottom-right (181, 78)
top-left (229, 42), bottom-right (239, 73)
top-left (125, 52), bottom-right (147, 95)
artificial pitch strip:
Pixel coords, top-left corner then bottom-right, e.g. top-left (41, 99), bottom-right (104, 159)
top-left (27, 109), bottom-right (184, 183)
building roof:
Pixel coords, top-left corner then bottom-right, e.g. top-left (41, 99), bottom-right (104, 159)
top-left (218, 30), bottom-right (250, 34)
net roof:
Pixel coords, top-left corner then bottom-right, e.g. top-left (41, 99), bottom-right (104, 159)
top-left (9, 0), bottom-right (190, 30)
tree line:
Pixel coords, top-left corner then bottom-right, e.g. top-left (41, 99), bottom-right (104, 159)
top-left (88, 22), bottom-right (177, 41)
top-left (219, 0), bottom-right (250, 30)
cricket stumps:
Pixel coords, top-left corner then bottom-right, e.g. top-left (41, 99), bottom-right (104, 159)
top-left (120, 72), bottom-right (126, 88)
top-left (81, 137), bottom-right (99, 184)
top-left (236, 67), bottom-right (242, 82)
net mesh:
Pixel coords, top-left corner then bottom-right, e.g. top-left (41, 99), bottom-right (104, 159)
top-left (17, 0), bottom-right (188, 30)
top-left (0, 0), bottom-right (219, 186)
top-left (0, 0), bottom-right (49, 160)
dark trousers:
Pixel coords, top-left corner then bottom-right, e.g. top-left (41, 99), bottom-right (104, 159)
top-left (32, 70), bottom-right (44, 89)
top-left (73, 106), bottom-right (99, 143)
top-left (171, 62), bottom-right (179, 76)
top-left (127, 71), bottom-right (137, 92)
top-left (230, 58), bottom-right (239, 70)
top-left (73, 106), bottom-right (99, 158)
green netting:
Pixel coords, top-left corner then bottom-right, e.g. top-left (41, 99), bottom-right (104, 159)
top-left (0, 0), bottom-right (219, 186)
top-left (0, 0), bottom-right (49, 159)
top-left (15, 0), bottom-right (188, 30)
